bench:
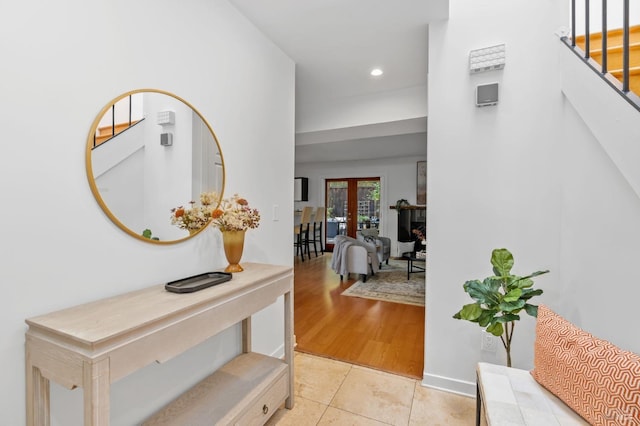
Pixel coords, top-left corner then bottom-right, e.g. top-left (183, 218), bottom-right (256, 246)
top-left (476, 362), bottom-right (588, 425)
top-left (475, 305), bottom-right (640, 426)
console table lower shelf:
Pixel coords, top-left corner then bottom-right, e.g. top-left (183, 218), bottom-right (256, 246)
top-left (144, 352), bottom-right (288, 425)
top-left (24, 263), bottom-right (294, 426)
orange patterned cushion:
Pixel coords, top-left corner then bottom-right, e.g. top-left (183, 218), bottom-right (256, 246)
top-left (531, 305), bottom-right (640, 425)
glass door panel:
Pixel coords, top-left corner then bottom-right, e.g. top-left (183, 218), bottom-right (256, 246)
top-left (357, 180), bottom-right (380, 232)
top-left (325, 178), bottom-right (380, 249)
top-left (326, 180), bottom-right (348, 248)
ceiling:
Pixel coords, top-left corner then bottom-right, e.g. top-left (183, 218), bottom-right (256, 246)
top-left (229, 0), bottom-right (449, 162)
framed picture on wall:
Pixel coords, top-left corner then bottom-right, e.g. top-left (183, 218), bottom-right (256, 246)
top-left (417, 161), bottom-right (426, 205)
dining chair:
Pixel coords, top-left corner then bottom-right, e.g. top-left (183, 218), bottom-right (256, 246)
top-left (294, 206), bottom-right (314, 261)
top-left (310, 206), bottom-right (325, 256)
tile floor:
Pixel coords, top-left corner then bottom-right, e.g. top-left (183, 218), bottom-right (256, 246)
top-left (267, 352), bottom-right (477, 426)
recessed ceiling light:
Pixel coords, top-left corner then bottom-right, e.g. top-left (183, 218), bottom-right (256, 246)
top-left (370, 68), bottom-right (383, 77)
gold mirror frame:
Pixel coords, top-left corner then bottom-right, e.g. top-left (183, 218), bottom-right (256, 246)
top-left (86, 89), bottom-right (225, 244)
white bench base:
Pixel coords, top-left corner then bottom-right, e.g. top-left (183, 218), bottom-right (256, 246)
top-left (476, 362), bottom-right (589, 425)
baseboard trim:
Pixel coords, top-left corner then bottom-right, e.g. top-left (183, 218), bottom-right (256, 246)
top-left (421, 372), bottom-right (476, 398)
top-left (270, 343), bottom-right (285, 359)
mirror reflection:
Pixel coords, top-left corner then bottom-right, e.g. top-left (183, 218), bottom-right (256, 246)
top-left (86, 89), bottom-right (224, 244)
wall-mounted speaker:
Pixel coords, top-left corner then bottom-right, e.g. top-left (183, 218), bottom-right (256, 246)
top-left (476, 82), bottom-right (499, 107)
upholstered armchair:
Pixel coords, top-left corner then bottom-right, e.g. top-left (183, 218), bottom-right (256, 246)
top-left (356, 229), bottom-right (391, 268)
top-left (331, 235), bottom-right (379, 282)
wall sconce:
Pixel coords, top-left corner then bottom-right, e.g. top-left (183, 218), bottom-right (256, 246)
top-left (469, 44), bottom-right (506, 73)
top-left (157, 110), bottom-right (175, 125)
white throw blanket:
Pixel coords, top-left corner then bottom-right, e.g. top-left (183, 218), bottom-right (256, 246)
top-left (331, 235), bottom-right (379, 276)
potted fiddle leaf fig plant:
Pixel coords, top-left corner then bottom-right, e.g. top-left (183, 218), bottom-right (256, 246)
top-left (453, 248), bottom-right (549, 367)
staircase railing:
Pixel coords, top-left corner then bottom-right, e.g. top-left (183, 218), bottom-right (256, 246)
top-left (564, 0), bottom-right (640, 112)
top-left (93, 95), bottom-right (141, 148)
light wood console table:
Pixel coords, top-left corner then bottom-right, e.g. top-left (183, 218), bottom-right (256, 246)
top-left (25, 263), bottom-right (294, 425)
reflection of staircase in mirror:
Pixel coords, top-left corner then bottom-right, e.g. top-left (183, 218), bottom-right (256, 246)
top-left (575, 25), bottom-right (640, 96)
top-left (95, 120), bottom-right (141, 146)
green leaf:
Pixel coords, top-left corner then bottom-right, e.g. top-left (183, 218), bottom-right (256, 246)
top-left (142, 229), bottom-right (152, 239)
top-left (503, 288), bottom-right (523, 302)
top-left (456, 303), bottom-right (483, 321)
top-left (505, 275), bottom-right (520, 291)
top-left (463, 279), bottom-right (501, 306)
top-left (491, 248), bottom-right (514, 277)
top-left (494, 314), bottom-right (520, 323)
top-left (499, 299), bottom-right (526, 312)
top-left (487, 277), bottom-right (502, 292)
top-left (520, 288), bottom-right (543, 300)
top-left (477, 309), bottom-right (498, 327)
top-left (522, 270), bottom-right (550, 280)
top-left (524, 304), bottom-right (539, 317)
top-left (486, 322), bottom-right (503, 336)
top-left (462, 280), bottom-right (484, 303)
top-left (514, 277), bottom-right (533, 289)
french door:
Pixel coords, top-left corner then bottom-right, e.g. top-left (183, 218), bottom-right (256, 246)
top-left (325, 177), bottom-right (380, 250)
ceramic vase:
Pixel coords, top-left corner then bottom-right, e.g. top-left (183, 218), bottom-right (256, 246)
top-left (222, 230), bottom-right (246, 272)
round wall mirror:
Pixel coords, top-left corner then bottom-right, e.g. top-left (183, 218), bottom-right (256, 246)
top-left (86, 89), bottom-right (225, 244)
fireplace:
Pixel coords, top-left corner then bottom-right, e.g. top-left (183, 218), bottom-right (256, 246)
top-left (396, 205), bottom-right (426, 252)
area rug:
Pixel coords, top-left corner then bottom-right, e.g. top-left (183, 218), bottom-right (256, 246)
top-left (375, 259), bottom-right (407, 273)
top-left (341, 262), bottom-right (425, 306)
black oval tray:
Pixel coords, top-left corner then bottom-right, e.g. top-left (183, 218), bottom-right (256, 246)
top-left (165, 272), bottom-right (232, 293)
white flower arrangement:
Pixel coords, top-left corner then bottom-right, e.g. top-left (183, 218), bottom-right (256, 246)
top-left (170, 191), bottom-right (220, 232)
top-left (210, 193), bottom-right (260, 232)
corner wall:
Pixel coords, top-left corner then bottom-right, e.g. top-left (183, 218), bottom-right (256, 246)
top-left (426, 0), bottom-right (640, 396)
top-left (0, 1), bottom-right (294, 424)
top-left (426, 0), bottom-right (566, 395)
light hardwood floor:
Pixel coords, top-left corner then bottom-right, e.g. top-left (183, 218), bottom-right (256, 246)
top-left (293, 252), bottom-right (425, 379)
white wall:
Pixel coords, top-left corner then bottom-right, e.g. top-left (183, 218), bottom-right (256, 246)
top-left (557, 92), bottom-right (640, 353)
top-left (295, 150), bottom-right (426, 255)
top-left (560, 45), bottom-right (640, 199)
top-left (96, 146), bottom-right (146, 233)
top-left (427, 0), bottom-right (566, 395)
top-left (296, 85), bottom-right (428, 133)
top-left (142, 94), bottom-right (195, 241)
top-left (0, 0), bottom-right (294, 424)
top-left (556, 44), bottom-right (640, 355)
top-left (426, 0), bottom-right (640, 396)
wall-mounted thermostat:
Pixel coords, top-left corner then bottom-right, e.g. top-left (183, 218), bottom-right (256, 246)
top-left (160, 133), bottom-right (173, 146)
top-left (476, 82), bottom-right (499, 107)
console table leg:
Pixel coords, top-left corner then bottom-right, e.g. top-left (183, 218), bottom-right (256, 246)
top-left (242, 318), bottom-right (252, 353)
top-left (83, 358), bottom-right (110, 425)
top-left (476, 377), bottom-right (481, 426)
top-left (26, 360), bottom-right (50, 426)
top-left (284, 290), bottom-right (294, 409)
